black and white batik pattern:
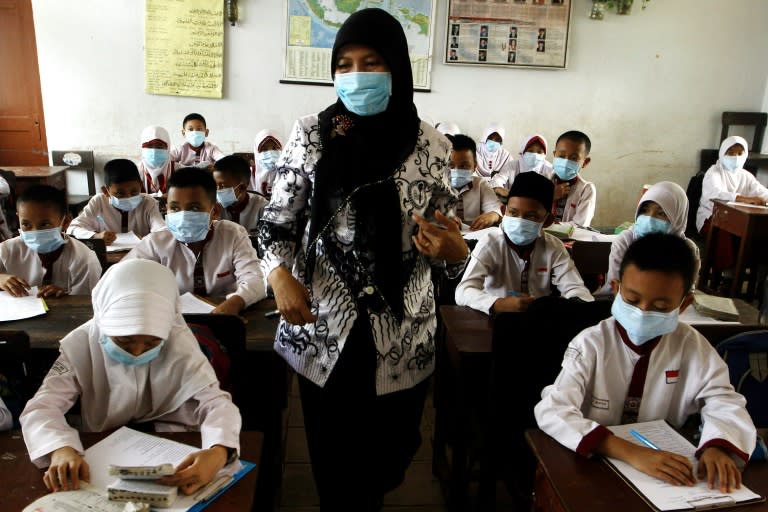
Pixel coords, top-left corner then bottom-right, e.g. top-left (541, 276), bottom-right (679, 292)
top-left (260, 115), bottom-right (460, 394)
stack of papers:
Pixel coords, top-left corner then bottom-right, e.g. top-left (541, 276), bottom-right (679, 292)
top-left (692, 291), bottom-right (739, 321)
top-left (179, 292), bottom-right (215, 314)
top-left (544, 222), bottom-right (575, 239)
top-left (0, 287), bottom-right (47, 321)
top-left (107, 232), bottom-right (142, 252)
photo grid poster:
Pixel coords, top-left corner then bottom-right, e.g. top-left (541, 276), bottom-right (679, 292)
top-left (283, 0), bottom-right (436, 90)
top-left (446, 0), bottom-right (571, 68)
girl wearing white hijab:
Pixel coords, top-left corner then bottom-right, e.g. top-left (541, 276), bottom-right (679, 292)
top-left (251, 129), bottom-right (283, 196)
top-left (475, 122), bottom-right (514, 180)
top-left (20, 259), bottom-right (241, 495)
top-left (491, 133), bottom-right (554, 197)
top-left (138, 125), bottom-right (175, 195)
top-left (604, 181), bottom-right (700, 291)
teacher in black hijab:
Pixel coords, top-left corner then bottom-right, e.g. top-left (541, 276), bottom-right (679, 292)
top-left (259, 8), bottom-right (468, 510)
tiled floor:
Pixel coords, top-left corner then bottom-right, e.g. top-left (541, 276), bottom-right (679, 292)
top-left (277, 374), bottom-right (448, 511)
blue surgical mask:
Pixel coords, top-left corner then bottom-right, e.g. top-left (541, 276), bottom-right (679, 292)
top-left (485, 140), bottom-right (501, 153)
top-left (611, 291), bottom-right (680, 346)
top-left (110, 194), bottom-right (143, 212)
top-left (142, 148), bottom-right (169, 168)
top-left (450, 169), bottom-right (473, 189)
top-left (185, 130), bottom-right (206, 147)
top-left (165, 210), bottom-right (211, 243)
top-left (20, 227), bottom-right (65, 254)
top-left (721, 155), bottom-right (745, 171)
top-left (634, 215), bottom-right (670, 238)
top-left (334, 71), bottom-right (392, 116)
top-left (502, 215), bottom-right (542, 246)
top-left (553, 157), bottom-right (580, 181)
top-left (216, 187), bottom-right (238, 208)
top-left (522, 152), bottom-right (546, 170)
top-left (101, 335), bottom-right (164, 366)
top-left (258, 150), bottom-right (281, 171)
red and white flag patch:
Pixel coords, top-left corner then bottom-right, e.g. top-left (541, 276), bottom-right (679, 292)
top-left (665, 369), bottom-right (680, 384)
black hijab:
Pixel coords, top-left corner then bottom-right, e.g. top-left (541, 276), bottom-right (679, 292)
top-left (306, 8), bottom-right (420, 323)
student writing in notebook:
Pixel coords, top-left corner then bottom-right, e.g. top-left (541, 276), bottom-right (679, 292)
top-left (125, 167), bottom-right (265, 315)
top-left (0, 185), bottom-right (101, 298)
top-left (455, 172), bottom-right (592, 314)
top-left (551, 130), bottom-right (597, 227)
top-left (213, 155), bottom-right (268, 234)
top-left (67, 159), bottom-right (165, 243)
top-left (535, 234), bottom-right (757, 493)
top-left (170, 113), bottom-right (225, 168)
top-left (20, 260), bottom-right (241, 495)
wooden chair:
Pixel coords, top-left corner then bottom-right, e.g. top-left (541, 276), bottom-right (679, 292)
top-left (0, 168), bottom-right (19, 237)
top-left (0, 331), bottom-right (32, 429)
top-left (51, 150), bottom-right (96, 216)
top-left (570, 240), bottom-right (612, 292)
top-left (720, 112), bottom-right (767, 153)
top-left (74, 237), bottom-right (108, 274)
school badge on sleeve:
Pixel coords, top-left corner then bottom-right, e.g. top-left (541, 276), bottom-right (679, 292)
top-left (665, 369), bottom-right (680, 384)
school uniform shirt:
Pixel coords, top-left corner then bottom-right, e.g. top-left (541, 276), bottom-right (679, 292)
top-left (20, 259), bottom-right (240, 467)
top-left (455, 229), bottom-right (594, 314)
top-left (260, 116), bottom-right (465, 395)
top-left (66, 193), bottom-right (165, 239)
top-left (219, 192), bottom-right (268, 233)
top-left (0, 235), bottom-right (101, 294)
top-left (534, 318), bottom-right (756, 463)
top-left (475, 123), bottom-right (515, 180)
top-left (554, 176), bottom-right (597, 227)
top-left (170, 141), bottom-right (225, 168)
top-left (453, 176), bottom-right (502, 225)
top-left (124, 219), bottom-right (265, 306)
top-left (250, 129), bottom-right (283, 195)
top-left (138, 125), bottom-right (174, 195)
top-left (696, 135), bottom-right (768, 232)
top-left (490, 134), bottom-right (554, 191)
top-left (0, 175), bottom-right (11, 241)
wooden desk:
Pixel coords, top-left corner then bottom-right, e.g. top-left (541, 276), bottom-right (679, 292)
top-left (700, 199), bottom-right (768, 298)
top-left (526, 428), bottom-right (768, 512)
top-left (1, 430), bottom-right (262, 512)
top-left (6, 165), bottom-right (68, 197)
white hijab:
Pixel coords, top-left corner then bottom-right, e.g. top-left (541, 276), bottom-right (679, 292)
top-left (139, 125), bottom-right (172, 179)
top-left (716, 135), bottom-right (749, 172)
top-left (436, 121), bottom-right (461, 136)
top-left (518, 134), bottom-right (548, 172)
top-left (635, 181), bottom-right (689, 237)
top-left (60, 259), bottom-right (218, 432)
top-left (253, 129), bottom-right (283, 157)
top-left (476, 122), bottom-right (511, 178)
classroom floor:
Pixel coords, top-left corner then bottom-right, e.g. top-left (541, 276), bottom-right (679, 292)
top-left (276, 373), bottom-right (518, 512)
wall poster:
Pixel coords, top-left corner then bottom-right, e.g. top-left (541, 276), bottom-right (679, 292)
top-left (445, 0), bottom-right (571, 69)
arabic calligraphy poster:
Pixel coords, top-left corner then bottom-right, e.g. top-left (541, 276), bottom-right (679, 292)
top-left (446, 0), bottom-right (571, 69)
top-left (145, 0), bottom-right (224, 98)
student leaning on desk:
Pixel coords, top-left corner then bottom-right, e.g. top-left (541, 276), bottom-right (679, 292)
top-left (535, 234), bottom-right (756, 493)
top-left (20, 260), bottom-right (241, 496)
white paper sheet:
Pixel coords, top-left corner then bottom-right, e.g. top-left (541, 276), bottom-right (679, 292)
top-left (107, 232), bottom-right (142, 252)
top-left (22, 482), bottom-right (125, 512)
top-left (0, 286), bottom-right (47, 321)
top-left (179, 292), bottom-right (215, 314)
top-left (461, 225), bottom-right (497, 241)
top-left (679, 306), bottom-right (740, 325)
top-left (606, 420), bottom-right (761, 510)
top-left (568, 226), bottom-right (618, 242)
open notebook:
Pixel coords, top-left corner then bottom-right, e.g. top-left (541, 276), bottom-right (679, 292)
top-left (605, 420), bottom-right (764, 511)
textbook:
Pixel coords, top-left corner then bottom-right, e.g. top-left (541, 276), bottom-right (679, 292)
top-left (544, 222), bottom-right (574, 239)
top-left (605, 420), bottom-right (764, 511)
top-left (22, 427), bottom-right (256, 512)
top-left (692, 291), bottom-right (739, 322)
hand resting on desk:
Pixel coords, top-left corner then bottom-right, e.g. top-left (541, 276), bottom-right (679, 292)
top-left (44, 446), bottom-right (91, 492)
top-left (157, 445), bottom-right (229, 495)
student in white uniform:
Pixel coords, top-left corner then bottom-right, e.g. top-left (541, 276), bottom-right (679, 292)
top-left (535, 234), bottom-right (756, 493)
top-left (456, 172), bottom-right (593, 314)
top-left (551, 130), bottom-right (597, 227)
top-left (0, 174), bottom-right (12, 241)
top-left (138, 125), bottom-right (175, 195)
top-left (67, 159), bottom-right (165, 244)
top-left (125, 166), bottom-right (265, 315)
top-left (169, 113), bottom-right (225, 168)
top-left (696, 135), bottom-right (768, 275)
top-left (0, 397), bottom-right (12, 431)
top-left (0, 185), bottom-right (101, 298)
top-left (475, 122), bottom-right (515, 180)
top-left (446, 134), bottom-right (502, 231)
top-left (251, 129), bottom-right (283, 196)
top-left (213, 155), bottom-right (268, 234)
top-left (20, 259), bottom-right (241, 495)
top-left (492, 134), bottom-right (554, 199)
top-left (605, 181), bottom-right (700, 291)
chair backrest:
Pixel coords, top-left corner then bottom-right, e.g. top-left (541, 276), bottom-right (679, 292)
top-left (0, 168), bottom-right (19, 236)
top-left (51, 150), bottom-right (96, 196)
top-left (570, 241), bottom-right (612, 277)
top-left (232, 152), bottom-right (255, 168)
top-left (685, 171), bottom-right (706, 239)
top-left (721, 112), bottom-right (768, 153)
top-left (715, 329), bottom-right (768, 427)
top-left (74, 237), bottom-right (107, 272)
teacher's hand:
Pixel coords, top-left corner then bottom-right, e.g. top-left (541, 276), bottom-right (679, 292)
top-left (268, 266), bottom-right (317, 325)
top-left (412, 211), bottom-right (469, 264)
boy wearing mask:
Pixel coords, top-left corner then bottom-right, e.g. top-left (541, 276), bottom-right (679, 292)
top-left (170, 113), bottom-right (225, 168)
top-left (551, 130), bottom-right (597, 227)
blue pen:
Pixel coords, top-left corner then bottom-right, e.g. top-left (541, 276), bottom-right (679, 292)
top-left (630, 429), bottom-right (660, 450)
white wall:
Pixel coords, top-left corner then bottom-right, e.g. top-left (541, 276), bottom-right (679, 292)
top-left (32, 0), bottom-right (768, 226)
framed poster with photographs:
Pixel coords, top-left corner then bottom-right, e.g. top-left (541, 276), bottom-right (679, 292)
top-left (445, 0), bottom-right (572, 69)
